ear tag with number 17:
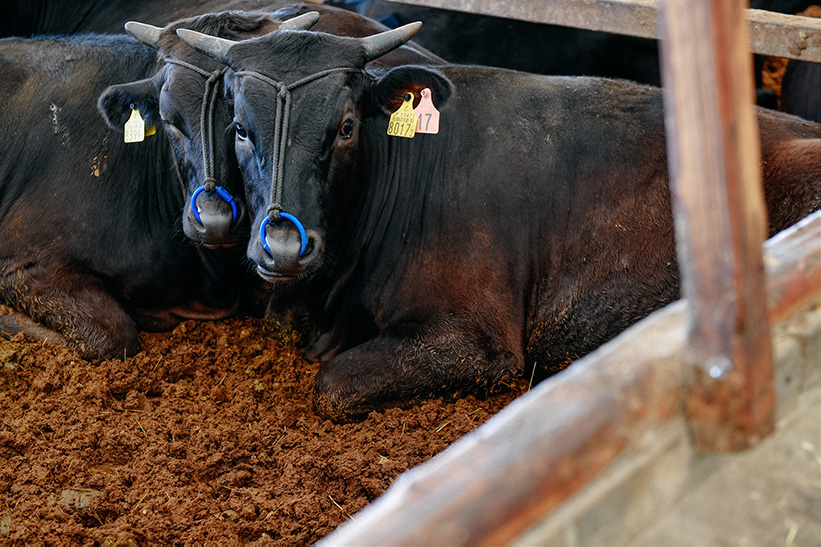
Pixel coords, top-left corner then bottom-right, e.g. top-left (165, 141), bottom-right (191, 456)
top-left (387, 93), bottom-right (417, 139)
top-left (414, 88), bottom-right (440, 134)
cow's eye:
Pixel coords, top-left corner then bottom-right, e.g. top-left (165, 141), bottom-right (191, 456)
top-left (339, 119), bottom-right (354, 139)
top-left (235, 123), bottom-right (248, 141)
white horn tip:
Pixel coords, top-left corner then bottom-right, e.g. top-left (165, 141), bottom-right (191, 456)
top-left (279, 11), bottom-right (320, 30)
top-left (124, 20), bottom-right (164, 47)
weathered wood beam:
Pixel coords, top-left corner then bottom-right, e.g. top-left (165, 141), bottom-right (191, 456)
top-left (386, 0), bottom-right (821, 61)
top-left (764, 212), bottom-right (821, 324)
top-left (400, 0), bottom-right (660, 39)
top-left (747, 8), bottom-right (821, 60)
top-left (318, 211), bottom-right (821, 547)
top-left (659, 0), bottom-right (775, 452)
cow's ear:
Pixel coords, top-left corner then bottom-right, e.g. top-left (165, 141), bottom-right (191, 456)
top-left (365, 65), bottom-right (453, 117)
top-left (97, 78), bottom-right (160, 131)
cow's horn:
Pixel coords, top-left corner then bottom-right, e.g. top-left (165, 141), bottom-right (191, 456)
top-left (125, 21), bottom-right (163, 48)
top-left (277, 11), bottom-right (321, 31)
top-left (176, 28), bottom-right (236, 63)
top-left (361, 22), bottom-right (422, 62)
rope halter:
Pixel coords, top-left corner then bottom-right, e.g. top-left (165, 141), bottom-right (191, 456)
top-left (233, 67), bottom-right (362, 257)
top-left (163, 57), bottom-right (237, 225)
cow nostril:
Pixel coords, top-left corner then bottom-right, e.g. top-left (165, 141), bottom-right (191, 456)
top-left (191, 185), bottom-right (238, 225)
top-left (302, 237), bottom-right (316, 258)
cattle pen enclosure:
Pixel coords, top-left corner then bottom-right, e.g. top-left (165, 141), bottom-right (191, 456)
top-left (319, 0), bottom-right (821, 545)
top-left (0, 1), bottom-right (818, 545)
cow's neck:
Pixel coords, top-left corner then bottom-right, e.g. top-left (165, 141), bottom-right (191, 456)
top-left (314, 118), bottom-right (458, 334)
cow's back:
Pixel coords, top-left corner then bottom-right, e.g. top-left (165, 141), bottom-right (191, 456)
top-left (0, 35), bottom-right (226, 328)
top-left (0, 35), bottom-right (195, 301)
top-left (756, 108), bottom-right (821, 234)
top-left (353, 66), bottom-right (817, 380)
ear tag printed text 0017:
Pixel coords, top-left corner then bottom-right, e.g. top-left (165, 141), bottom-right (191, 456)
top-left (413, 88), bottom-right (440, 134)
top-left (124, 108), bottom-right (154, 143)
top-left (387, 93), bottom-right (417, 139)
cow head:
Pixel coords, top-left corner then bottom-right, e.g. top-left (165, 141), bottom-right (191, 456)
top-left (97, 10), bottom-right (319, 249)
top-left (176, 24), bottom-right (452, 282)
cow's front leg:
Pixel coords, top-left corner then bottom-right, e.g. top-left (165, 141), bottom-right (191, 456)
top-left (0, 308), bottom-right (68, 346)
top-left (313, 321), bottom-right (523, 421)
top-left (1, 267), bottom-right (140, 361)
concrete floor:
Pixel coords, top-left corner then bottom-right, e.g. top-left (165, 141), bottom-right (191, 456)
top-left (631, 386), bottom-right (821, 547)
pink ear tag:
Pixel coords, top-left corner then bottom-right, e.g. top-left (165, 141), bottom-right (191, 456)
top-left (413, 88), bottom-right (440, 135)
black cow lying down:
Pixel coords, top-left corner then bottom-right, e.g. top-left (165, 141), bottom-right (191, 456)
top-left (179, 24), bottom-right (821, 420)
top-left (0, 32), bottom-right (256, 360)
top-left (98, 7), bottom-right (442, 249)
top-left (0, 7), bottom-right (441, 361)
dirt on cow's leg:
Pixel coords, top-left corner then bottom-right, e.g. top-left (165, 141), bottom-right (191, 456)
top-left (0, 307), bottom-right (68, 347)
top-left (0, 268), bottom-right (141, 361)
top-left (313, 321), bottom-right (523, 421)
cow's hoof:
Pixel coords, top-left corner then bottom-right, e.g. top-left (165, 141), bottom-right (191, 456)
top-left (79, 335), bottom-right (141, 362)
top-left (312, 392), bottom-right (363, 423)
top-left (313, 366), bottom-right (373, 422)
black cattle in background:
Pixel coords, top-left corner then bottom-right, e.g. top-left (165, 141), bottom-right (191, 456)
top-left (751, 0), bottom-right (819, 13)
top-left (781, 60), bottom-right (821, 122)
top-left (0, 0), bottom-right (325, 36)
top-left (751, 2), bottom-right (820, 121)
top-left (329, 0), bottom-right (820, 120)
top-left (329, 0), bottom-right (663, 85)
top-left (6, 0), bottom-right (814, 37)
top-left (179, 24), bottom-right (821, 420)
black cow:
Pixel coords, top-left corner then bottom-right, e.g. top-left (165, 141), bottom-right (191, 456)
top-left (781, 60), bottom-right (821, 123)
top-left (0, 5), bottom-right (438, 360)
top-left (178, 24), bottom-right (821, 420)
top-left (1, 7), bottom-right (441, 361)
top-left (98, 6), bottom-right (443, 248)
top-left (1, 0), bottom-right (331, 36)
top-left (0, 32), bottom-right (252, 360)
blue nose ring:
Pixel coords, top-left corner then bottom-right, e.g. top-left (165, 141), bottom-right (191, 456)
top-left (191, 185), bottom-right (239, 224)
top-left (260, 212), bottom-right (308, 257)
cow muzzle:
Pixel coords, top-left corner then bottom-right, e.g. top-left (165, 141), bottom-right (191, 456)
top-left (252, 213), bottom-right (323, 281)
top-left (183, 186), bottom-right (245, 247)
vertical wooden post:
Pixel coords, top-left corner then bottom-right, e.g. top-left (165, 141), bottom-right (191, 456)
top-left (658, 0), bottom-right (775, 451)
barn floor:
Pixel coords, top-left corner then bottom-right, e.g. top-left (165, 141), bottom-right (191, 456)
top-left (0, 316), bottom-right (525, 546)
top-left (631, 386), bottom-right (821, 547)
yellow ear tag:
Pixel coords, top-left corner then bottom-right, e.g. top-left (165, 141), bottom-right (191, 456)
top-left (124, 108), bottom-right (145, 143)
top-left (387, 93), bottom-right (417, 139)
top-left (145, 124), bottom-right (156, 137)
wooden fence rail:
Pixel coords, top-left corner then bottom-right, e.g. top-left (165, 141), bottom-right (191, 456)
top-left (384, 0), bottom-right (821, 62)
top-left (660, 0), bottom-right (775, 451)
